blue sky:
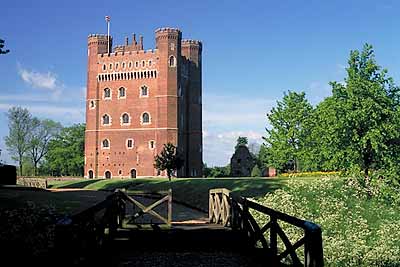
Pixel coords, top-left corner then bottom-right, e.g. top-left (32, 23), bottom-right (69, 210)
top-left (1, 0), bottom-right (400, 166)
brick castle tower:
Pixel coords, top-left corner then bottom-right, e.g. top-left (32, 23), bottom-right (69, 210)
top-left (84, 28), bottom-right (202, 178)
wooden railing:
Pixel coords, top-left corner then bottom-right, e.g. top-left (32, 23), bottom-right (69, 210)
top-left (118, 189), bottom-right (172, 226)
top-left (209, 188), bottom-right (324, 267)
top-left (55, 189), bottom-right (172, 263)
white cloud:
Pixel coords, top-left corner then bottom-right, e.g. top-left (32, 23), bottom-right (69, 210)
top-left (0, 94), bottom-right (51, 102)
top-left (19, 69), bottom-right (57, 90)
top-left (202, 92), bottom-right (275, 129)
top-left (203, 130), bottom-right (264, 166)
top-left (306, 81), bottom-right (332, 104)
top-left (201, 92), bottom-right (274, 166)
top-left (0, 103), bottom-right (85, 123)
top-left (17, 64), bottom-right (63, 99)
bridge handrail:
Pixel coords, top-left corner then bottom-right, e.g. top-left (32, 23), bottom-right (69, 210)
top-left (209, 188), bottom-right (324, 267)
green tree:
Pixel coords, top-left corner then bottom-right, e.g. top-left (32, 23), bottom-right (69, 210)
top-left (202, 163), bottom-right (212, 177)
top-left (5, 107), bottom-right (33, 175)
top-left (41, 124), bottom-right (85, 176)
top-left (209, 165), bottom-right (230, 177)
top-left (28, 119), bottom-right (62, 175)
top-left (154, 143), bottom-right (184, 181)
top-left (320, 44), bottom-right (400, 176)
top-left (264, 91), bottom-right (313, 172)
top-left (251, 165), bottom-right (262, 177)
top-left (0, 39), bottom-right (10, 54)
top-left (235, 136), bottom-right (248, 150)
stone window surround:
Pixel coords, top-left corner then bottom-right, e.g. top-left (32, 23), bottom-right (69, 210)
top-left (102, 113), bottom-right (112, 126)
top-left (148, 140), bottom-right (155, 150)
top-left (103, 88), bottom-right (112, 100)
top-left (126, 138), bottom-right (134, 149)
top-left (169, 55), bottom-right (176, 67)
top-left (120, 112), bottom-right (131, 126)
top-left (89, 100), bottom-right (96, 109)
top-left (140, 111), bottom-right (151, 125)
top-left (104, 170), bottom-right (112, 178)
top-left (102, 138), bottom-right (110, 149)
top-left (118, 87), bottom-right (126, 99)
top-left (140, 85), bottom-right (149, 98)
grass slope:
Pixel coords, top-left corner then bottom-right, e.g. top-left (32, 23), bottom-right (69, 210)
top-left (48, 177), bottom-right (290, 211)
top-left (252, 176), bottom-right (400, 267)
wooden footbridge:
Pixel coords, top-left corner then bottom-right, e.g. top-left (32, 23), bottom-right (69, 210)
top-left (55, 188), bottom-right (323, 266)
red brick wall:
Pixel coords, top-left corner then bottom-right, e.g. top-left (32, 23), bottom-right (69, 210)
top-left (84, 28), bottom-right (202, 178)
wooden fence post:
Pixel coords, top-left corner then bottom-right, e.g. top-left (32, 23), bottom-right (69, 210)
top-left (270, 216), bottom-right (279, 265)
top-left (168, 188), bottom-right (172, 225)
top-left (304, 222), bottom-right (324, 267)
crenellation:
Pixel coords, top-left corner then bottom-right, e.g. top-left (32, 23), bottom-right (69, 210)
top-left (86, 27), bottom-right (202, 179)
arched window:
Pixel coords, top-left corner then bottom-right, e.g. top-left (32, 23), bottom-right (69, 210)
top-left (89, 100), bottom-right (95, 109)
top-left (104, 88), bottom-right (111, 99)
top-left (142, 60), bottom-right (145, 67)
top-left (141, 112), bottom-right (150, 124)
top-left (103, 64), bottom-right (106, 71)
top-left (135, 61), bottom-right (139, 68)
top-left (128, 61), bottom-right (132, 69)
top-left (119, 87), bottom-right (126, 98)
top-left (109, 63), bottom-right (113, 70)
top-left (121, 113), bottom-right (130, 124)
top-left (102, 139), bottom-right (110, 148)
top-left (148, 60), bottom-right (152, 66)
top-left (122, 62), bottom-right (126, 69)
top-left (102, 114), bottom-right (110, 125)
top-left (169, 56), bottom-right (176, 67)
top-left (140, 85), bottom-right (148, 97)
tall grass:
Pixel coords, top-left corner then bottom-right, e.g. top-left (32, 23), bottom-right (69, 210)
top-left (252, 176), bottom-right (400, 266)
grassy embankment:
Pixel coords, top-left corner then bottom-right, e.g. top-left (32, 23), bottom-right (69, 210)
top-left (48, 177), bottom-right (294, 211)
top-left (49, 175), bottom-right (400, 266)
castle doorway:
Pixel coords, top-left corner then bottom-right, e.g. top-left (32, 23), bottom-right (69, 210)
top-left (130, 169), bottom-right (137, 178)
top-left (105, 171), bottom-right (111, 179)
top-left (88, 170), bottom-right (93, 179)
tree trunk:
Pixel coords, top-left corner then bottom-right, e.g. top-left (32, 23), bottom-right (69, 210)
top-left (19, 153), bottom-right (23, 176)
top-left (34, 161), bottom-right (38, 176)
top-left (167, 170), bottom-right (171, 182)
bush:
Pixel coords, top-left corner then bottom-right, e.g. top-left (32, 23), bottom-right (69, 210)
top-left (251, 176), bottom-right (400, 266)
top-left (0, 202), bottom-right (60, 259)
top-left (251, 165), bottom-right (261, 177)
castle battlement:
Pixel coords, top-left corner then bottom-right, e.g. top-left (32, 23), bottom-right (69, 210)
top-left (182, 39), bottom-right (202, 46)
top-left (155, 27), bottom-right (181, 33)
top-left (88, 34), bottom-right (108, 38)
top-left (85, 27), bottom-right (203, 179)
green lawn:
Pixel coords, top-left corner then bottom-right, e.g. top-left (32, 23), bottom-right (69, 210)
top-left (48, 177), bottom-right (295, 211)
top-left (8, 175), bottom-right (400, 265)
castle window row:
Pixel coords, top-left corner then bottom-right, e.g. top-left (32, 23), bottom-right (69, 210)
top-left (101, 138), bottom-right (155, 150)
top-left (97, 70), bottom-right (157, 82)
top-left (103, 60), bottom-right (153, 71)
top-left (102, 85), bottom-right (149, 100)
top-left (101, 112), bottom-right (151, 126)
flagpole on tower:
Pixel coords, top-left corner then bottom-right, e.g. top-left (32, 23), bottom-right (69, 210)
top-left (105, 16), bottom-right (111, 54)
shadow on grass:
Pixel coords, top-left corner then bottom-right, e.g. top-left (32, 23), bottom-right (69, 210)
top-left (100, 181), bottom-right (143, 191)
top-left (126, 178), bottom-right (288, 212)
top-left (56, 179), bottom-right (102, 188)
